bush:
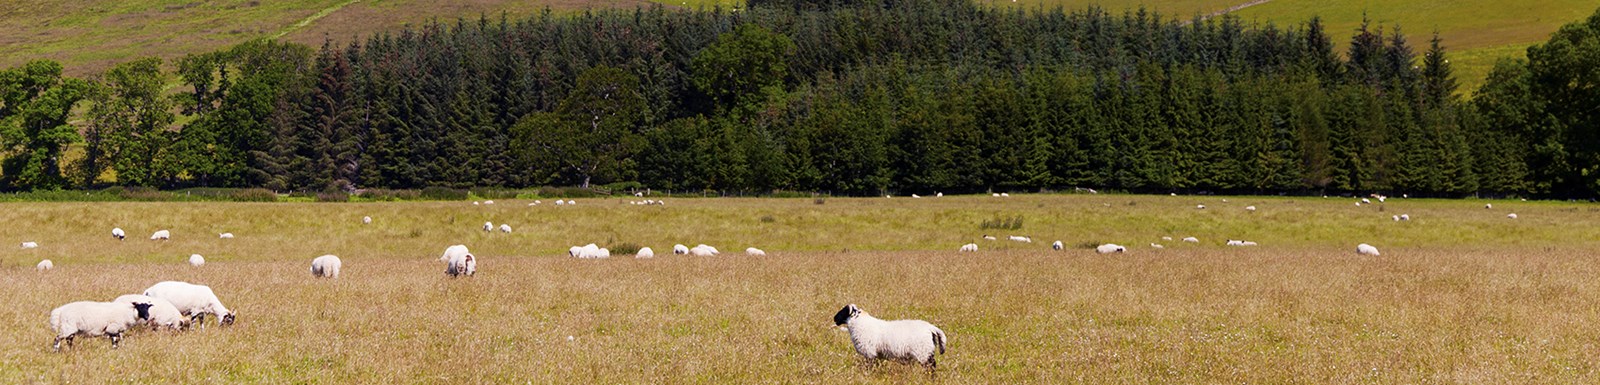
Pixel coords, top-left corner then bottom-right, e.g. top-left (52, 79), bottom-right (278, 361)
top-left (537, 186), bottom-right (599, 198)
top-left (316, 191), bottom-right (349, 202)
top-left (980, 215), bottom-right (1024, 230)
top-left (357, 189), bottom-right (421, 201)
top-left (610, 242), bottom-right (642, 255)
top-left (470, 187), bottom-right (521, 199)
top-left (120, 187), bottom-right (176, 201)
top-left (230, 188), bottom-right (278, 202)
top-left (421, 186), bottom-right (470, 200)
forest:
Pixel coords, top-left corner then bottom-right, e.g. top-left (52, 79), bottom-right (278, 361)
top-left (2, 0), bottom-right (1597, 197)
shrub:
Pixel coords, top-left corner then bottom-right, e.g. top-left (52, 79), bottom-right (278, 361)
top-left (980, 215), bottom-right (1024, 230)
top-left (610, 242), bottom-right (642, 255)
top-left (421, 186), bottom-right (470, 200)
top-left (230, 188), bottom-right (278, 202)
top-left (357, 189), bottom-right (421, 201)
top-left (469, 187), bottom-right (521, 199)
top-left (759, 215), bottom-right (776, 223)
top-left (538, 186), bottom-right (599, 198)
top-left (316, 191), bottom-right (349, 202)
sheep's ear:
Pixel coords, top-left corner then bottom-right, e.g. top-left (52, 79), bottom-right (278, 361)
top-left (834, 304), bottom-right (857, 325)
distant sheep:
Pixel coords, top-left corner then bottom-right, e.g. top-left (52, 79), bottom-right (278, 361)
top-left (1507, 213), bottom-right (1518, 219)
top-left (833, 304), bottom-right (947, 372)
top-left (1182, 237), bottom-right (1199, 243)
top-left (1361, 198), bottom-right (1371, 204)
top-left (1485, 203), bottom-right (1492, 209)
top-left (1392, 215), bottom-right (1400, 221)
top-left (21, 241), bottom-right (38, 249)
top-left (673, 244), bottom-right (689, 255)
top-left (1245, 206), bottom-right (1256, 211)
top-left (1000, 193), bottom-right (1009, 197)
top-left (219, 233), bottom-right (234, 239)
top-left (1051, 241), bottom-right (1063, 250)
top-left (1150, 243), bottom-right (1164, 249)
top-left (572, 244), bottom-right (609, 259)
top-left (1226, 240), bottom-right (1258, 246)
top-left (37, 259), bottom-right (53, 270)
top-left (150, 230), bottom-right (170, 240)
top-left (48, 301), bottom-right (154, 351)
top-left (111, 294), bottom-right (187, 331)
top-left (1400, 214), bottom-right (1411, 221)
top-left (362, 216), bottom-right (372, 224)
top-left (1008, 236), bottom-right (1031, 243)
top-left (1356, 243), bottom-right (1381, 256)
top-left (499, 224), bottom-right (512, 233)
top-left (439, 245), bottom-right (477, 276)
top-left (1196, 204), bottom-right (1206, 209)
top-left (1095, 244), bottom-right (1126, 254)
top-left (311, 255), bottom-right (342, 278)
top-left (689, 244), bottom-right (719, 257)
top-left (112, 227), bottom-right (125, 240)
top-left (143, 281), bottom-right (235, 327)
top-left (482, 222), bottom-right (494, 232)
top-left (483, 200), bottom-right (494, 205)
top-left (636, 247), bottom-right (655, 259)
top-left (746, 247), bottom-right (766, 256)
top-left (959, 243), bottom-right (978, 252)
top-left (188, 254), bottom-right (205, 267)
top-left (982, 235), bottom-right (997, 241)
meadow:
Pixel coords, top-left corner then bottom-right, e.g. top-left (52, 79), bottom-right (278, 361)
top-left (3, 194), bottom-right (1600, 383)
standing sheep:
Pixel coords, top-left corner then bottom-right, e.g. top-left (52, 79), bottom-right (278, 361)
top-left (673, 244), bottom-right (689, 255)
top-left (636, 247), bottom-right (655, 259)
top-left (499, 224), bottom-right (512, 233)
top-left (48, 301), bottom-right (154, 351)
top-left (150, 230), bottom-right (171, 240)
top-left (311, 255), bottom-right (343, 278)
top-left (111, 294), bottom-right (188, 331)
top-left (188, 254), bottom-right (205, 267)
top-left (440, 245), bottom-right (477, 276)
top-left (1507, 213), bottom-right (1518, 219)
top-left (958, 243), bottom-right (978, 252)
top-left (833, 304), bottom-right (947, 372)
top-left (112, 227), bottom-right (126, 240)
top-left (1051, 241), bottom-right (1063, 250)
top-left (362, 216), bottom-right (372, 225)
top-left (1356, 243), bottom-right (1381, 256)
top-left (37, 259), bottom-right (53, 270)
top-left (482, 222), bottom-right (494, 232)
top-left (143, 281), bottom-right (236, 327)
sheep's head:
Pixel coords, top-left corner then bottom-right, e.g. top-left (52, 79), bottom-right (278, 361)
top-left (131, 302), bottom-right (154, 320)
top-left (833, 304), bottom-right (861, 326)
top-left (221, 311), bottom-right (236, 326)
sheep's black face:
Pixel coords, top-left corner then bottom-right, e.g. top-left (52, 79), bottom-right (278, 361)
top-left (132, 303), bottom-right (153, 320)
top-left (221, 313), bottom-right (236, 326)
top-left (833, 304), bottom-right (859, 326)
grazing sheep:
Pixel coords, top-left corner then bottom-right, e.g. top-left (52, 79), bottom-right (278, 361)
top-left (636, 247), bottom-right (655, 259)
top-left (21, 241), bottom-right (38, 249)
top-left (991, 193), bottom-right (1000, 197)
top-left (473, 201), bottom-right (480, 205)
top-left (959, 243), bottom-right (978, 252)
top-left (188, 254), bottom-right (205, 267)
top-left (673, 244), bottom-right (689, 255)
top-left (1355, 202), bottom-right (1362, 207)
top-left (1000, 193), bottom-right (1009, 197)
top-left (143, 281), bottom-right (236, 327)
top-left (311, 255), bottom-right (342, 278)
top-left (499, 224), bottom-right (512, 233)
top-left (482, 222), bottom-right (493, 232)
top-left (1182, 237), bottom-right (1199, 243)
top-left (1196, 204), bottom-right (1206, 209)
top-left (1162, 236), bottom-right (1173, 241)
top-left (1392, 215), bottom-right (1400, 221)
top-left (362, 216), bottom-right (372, 224)
top-left (111, 294), bottom-right (188, 331)
top-left (483, 200), bottom-right (494, 205)
top-left (112, 228), bottom-right (125, 240)
top-left (48, 301), bottom-right (154, 351)
top-left (219, 233), bottom-right (234, 239)
top-left (1150, 243), bottom-right (1165, 249)
top-left (439, 245), bottom-right (476, 276)
top-left (911, 194), bottom-right (921, 198)
top-left (555, 200), bottom-right (566, 206)
top-left (689, 244), bottom-right (719, 257)
top-left (1507, 213), bottom-right (1518, 219)
top-left (1356, 243), bottom-right (1381, 256)
top-left (1361, 198), bottom-right (1371, 204)
top-left (1095, 244), bottom-right (1126, 254)
top-left (982, 235), bottom-right (997, 241)
top-left (1008, 236), bottom-right (1032, 243)
top-left (1226, 240), bottom-right (1259, 246)
top-left (833, 304), bottom-right (947, 372)
top-left (150, 230), bottom-right (170, 240)
top-left (746, 247), bottom-right (767, 256)
top-left (1245, 206), bottom-right (1256, 211)
top-left (1400, 214), bottom-right (1411, 221)
top-left (37, 259), bottom-right (53, 270)
top-left (1051, 241), bottom-right (1063, 250)
top-left (936, 192), bottom-right (943, 197)
top-left (1485, 203), bottom-right (1492, 209)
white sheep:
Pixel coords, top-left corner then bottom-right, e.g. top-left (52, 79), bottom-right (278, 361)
top-left (1355, 202), bottom-right (1362, 207)
top-left (1051, 241), bottom-right (1063, 250)
top-left (112, 227), bottom-right (126, 240)
top-left (982, 235), bottom-right (997, 241)
top-left (1150, 243), bottom-right (1165, 249)
top-left (21, 241), bottom-right (38, 249)
top-left (499, 224), bottom-right (512, 233)
top-left (145, 281), bottom-right (236, 327)
top-left (1008, 236), bottom-right (1031, 243)
top-left (219, 233), bottom-right (234, 239)
top-left (111, 294), bottom-right (188, 331)
top-left (37, 259), bottom-right (53, 270)
top-left (188, 254), bottom-right (205, 267)
top-left (1095, 244), bottom-right (1126, 254)
top-left (482, 222), bottom-right (494, 232)
top-left (1182, 237), bottom-right (1199, 243)
top-left (1361, 198), bottom-right (1371, 204)
top-left (1000, 193), bottom-right (1009, 197)
top-left (636, 247), bottom-right (655, 259)
top-left (311, 255), bottom-right (342, 278)
top-left (911, 194), bottom-right (921, 198)
top-left (689, 244), bottom-right (719, 257)
top-left (48, 301), bottom-right (155, 351)
top-left (439, 245), bottom-right (476, 276)
top-left (1356, 243), bottom-right (1381, 256)
top-left (1392, 215), bottom-right (1400, 221)
top-left (991, 193), bottom-right (999, 197)
top-left (746, 247), bottom-right (766, 256)
top-left (1226, 240), bottom-right (1259, 246)
top-left (958, 243), bottom-right (978, 252)
top-left (1400, 214), bottom-right (1411, 221)
top-left (473, 201), bottom-right (480, 205)
top-left (555, 200), bottom-right (566, 206)
top-left (1485, 203), bottom-right (1492, 209)
top-left (1245, 206), bottom-right (1256, 211)
top-left (362, 216), bottom-right (372, 224)
top-left (673, 244), bottom-right (689, 255)
top-left (936, 192), bottom-right (943, 197)
top-left (483, 200), bottom-right (494, 205)
top-left (1507, 213), bottom-right (1518, 219)
top-left (833, 304), bottom-right (947, 371)
top-left (1162, 236), bottom-right (1173, 241)
top-left (1196, 204), bottom-right (1206, 209)
top-left (150, 230), bottom-right (170, 240)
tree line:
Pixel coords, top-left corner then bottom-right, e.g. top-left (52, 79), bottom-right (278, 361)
top-left (2, 0), bottom-right (1598, 197)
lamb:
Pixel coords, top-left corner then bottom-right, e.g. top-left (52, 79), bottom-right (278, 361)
top-left (482, 222), bottom-right (494, 232)
top-left (1051, 241), bottom-right (1063, 250)
top-left (362, 216), bottom-right (372, 224)
top-left (188, 254), bottom-right (205, 267)
top-left (958, 243), bottom-right (978, 252)
top-left (1095, 244), bottom-right (1126, 254)
top-left (143, 281), bottom-right (236, 327)
top-left (439, 245), bottom-right (477, 276)
top-left (636, 247), bottom-right (655, 258)
top-left (311, 255), bottom-right (342, 278)
top-left (21, 241), bottom-right (38, 249)
top-left (219, 233), bottom-right (234, 239)
top-left (689, 244), bottom-right (719, 257)
top-left (37, 259), bottom-right (53, 270)
top-left (112, 227), bottom-right (126, 240)
top-left (48, 301), bottom-right (154, 351)
top-left (1356, 243), bottom-right (1381, 256)
top-left (746, 247), bottom-right (766, 256)
top-left (111, 294), bottom-right (188, 331)
top-left (673, 244), bottom-right (689, 255)
top-left (150, 230), bottom-right (170, 240)
top-left (499, 224), bottom-right (512, 233)
top-left (1008, 236), bottom-right (1031, 243)
top-left (833, 304), bottom-right (947, 372)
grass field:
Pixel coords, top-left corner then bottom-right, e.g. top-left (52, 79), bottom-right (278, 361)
top-left (4, 194), bottom-right (1600, 382)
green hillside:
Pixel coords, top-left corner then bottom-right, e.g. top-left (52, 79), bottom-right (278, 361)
top-left (0, 0), bottom-right (1591, 93)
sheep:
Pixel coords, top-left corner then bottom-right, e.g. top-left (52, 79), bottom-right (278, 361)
top-left (1162, 236), bottom-right (1173, 241)
top-left (689, 244), bottom-right (719, 257)
top-left (1507, 213), bottom-right (1518, 219)
top-left (21, 241), bottom-right (38, 249)
top-left (482, 222), bottom-right (494, 232)
top-left (1000, 193), bottom-right (1009, 197)
top-left (1226, 240), bottom-right (1258, 246)
top-left (111, 294), bottom-right (188, 331)
top-left (1355, 202), bottom-right (1362, 207)
top-left (982, 235), bottom-right (997, 241)
top-left (1361, 198), bottom-right (1371, 204)
top-left (48, 301), bottom-right (154, 351)
top-left (673, 244), bottom-right (689, 255)
top-left (362, 216), bottom-right (372, 224)
top-left (746, 247), bottom-right (767, 256)
top-left (1245, 206), bottom-right (1257, 211)
top-left (473, 201), bottom-right (480, 205)
top-left (991, 193), bottom-right (1000, 197)
top-left (556, 200), bottom-right (566, 206)
top-left (1182, 237), bottom-right (1199, 243)
top-left (188, 254), bottom-right (205, 267)
top-left (143, 281), bottom-right (236, 328)
top-left (483, 200), bottom-right (494, 205)
top-left (958, 243), bottom-right (978, 252)
top-left (636, 247), bottom-right (655, 259)
top-left (1150, 243), bottom-right (1165, 249)
top-left (936, 192), bottom-right (943, 197)
top-left (112, 227), bottom-right (126, 240)
top-left (1356, 243), bottom-right (1381, 256)
top-left (1400, 214), bottom-right (1411, 221)
top-left (1051, 241), bottom-right (1063, 250)
top-left (37, 259), bottom-right (53, 270)
top-left (1485, 203), bottom-right (1492, 209)
top-left (1095, 244), bottom-right (1126, 254)
top-left (1196, 204), bottom-right (1206, 209)
top-left (439, 245), bottom-right (476, 276)
top-left (1392, 215), bottom-right (1401, 221)
top-left (499, 224), bottom-right (512, 233)
top-left (568, 246), bottom-right (583, 257)
top-left (150, 230), bottom-right (170, 240)
top-left (1008, 236), bottom-right (1032, 243)
top-left (219, 233), bottom-right (234, 239)
top-left (911, 194), bottom-right (921, 198)
top-left (311, 255), bottom-right (342, 278)
top-left (832, 304), bottom-right (947, 372)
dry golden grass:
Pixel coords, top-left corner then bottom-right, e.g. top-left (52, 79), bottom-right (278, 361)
top-left (3, 195), bottom-right (1600, 382)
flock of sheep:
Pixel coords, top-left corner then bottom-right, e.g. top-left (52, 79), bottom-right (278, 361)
top-left (48, 281), bottom-right (235, 351)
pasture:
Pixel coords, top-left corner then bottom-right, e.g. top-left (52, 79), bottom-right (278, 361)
top-left (3, 195), bottom-right (1600, 383)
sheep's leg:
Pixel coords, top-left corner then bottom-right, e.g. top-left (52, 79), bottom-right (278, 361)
top-left (925, 355), bottom-right (938, 377)
top-left (52, 336), bottom-right (67, 352)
